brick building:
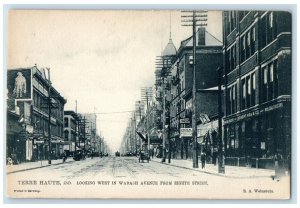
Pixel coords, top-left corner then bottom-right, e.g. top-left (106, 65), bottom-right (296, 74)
top-left (169, 28), bottom-right (223, 160)
top-left (7, 65), bottom-right (66, 162)
top-left (222, 11), bottom-right (291, 169)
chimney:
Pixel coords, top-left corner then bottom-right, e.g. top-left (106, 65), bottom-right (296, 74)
top-left (198, 27), bottom-right (206, 46)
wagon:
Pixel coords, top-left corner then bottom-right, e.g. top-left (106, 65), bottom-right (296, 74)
top-left (138, 151), bottom-right (150, 163)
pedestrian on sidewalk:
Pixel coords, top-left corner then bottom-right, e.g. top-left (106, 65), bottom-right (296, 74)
top-left (62, 151), bottom-right (67, 163)
top-left (201, 152), bottom-right (206, 169)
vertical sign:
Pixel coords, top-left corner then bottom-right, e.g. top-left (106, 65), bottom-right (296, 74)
top-left (26, 140), bottom-right (33, 161)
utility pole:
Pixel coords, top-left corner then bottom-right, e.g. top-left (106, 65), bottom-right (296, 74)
top-left (83, 117), bottom-right (86, 158)
top-left (141, 87), bottom-right (153, 153)
top-left (156, 56), bottom-right (172, 163)
top-left (75, 100), bottom-right (77, 154)
top-left (133, 112), bottom-right (137, 155)
top-left (167, 107), bottom-right (171, 163)
top-left (46, 68), bottom-right (52, 165)
top-left (78, 116), bottom-right (88, 159)
top-left (137, 101), bottom-right (143, 150)
top-left (217, 66), bottom-right (225, 174)
top-left (181, 10), bottom-right (208, 168)
top-left (146, 92), bottom-right (150, 152)
top-left (162, 77), bottom-right (166, 162)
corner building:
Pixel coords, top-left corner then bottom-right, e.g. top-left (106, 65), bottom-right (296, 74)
top-left (222, 11), bottom-right (291, 168)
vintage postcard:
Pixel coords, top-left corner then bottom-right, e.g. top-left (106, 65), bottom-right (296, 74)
top-left (5, 10), bottom-right (292, 199)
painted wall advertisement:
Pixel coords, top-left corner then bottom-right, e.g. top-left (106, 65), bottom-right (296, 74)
top-left (7, 68), bottom-right (32, 100)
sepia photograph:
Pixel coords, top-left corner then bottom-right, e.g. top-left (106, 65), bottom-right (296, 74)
top-left (4, 8), bottom-right (292, 199)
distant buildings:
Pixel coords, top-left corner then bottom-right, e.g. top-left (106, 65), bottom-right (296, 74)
top-left (81, 113), bottom-right (98, 153)
top-left (64, 110), bottom-right (79, 156)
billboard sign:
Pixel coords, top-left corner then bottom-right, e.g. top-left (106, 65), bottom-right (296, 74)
top-left (180, 128), bottom-right (192, 138)
top-left (7, 68), bottom-right (32, 100)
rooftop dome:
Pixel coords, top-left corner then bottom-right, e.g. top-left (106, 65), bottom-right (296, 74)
top-left (161, 38), bottom-right (177, 56)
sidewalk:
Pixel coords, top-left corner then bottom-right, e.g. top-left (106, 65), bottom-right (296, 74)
top-left (151, 157), bottom-right (275, 179)
top-left (6, 157), bottom-right (74, 174)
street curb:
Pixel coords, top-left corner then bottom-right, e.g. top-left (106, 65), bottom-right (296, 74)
top-left (151, 160), bottom-right (274, 179)
top-left (6, 159), bottom-right (75, 175)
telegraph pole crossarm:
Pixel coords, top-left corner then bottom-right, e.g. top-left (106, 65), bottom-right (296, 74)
top-left (181, 10), bottom-right (208, 168)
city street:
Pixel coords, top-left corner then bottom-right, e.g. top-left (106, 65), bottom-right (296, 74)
top-left (5, 10), bottom-right (293, 200)
top-left (8, 157), bottom-right (208, 180)
top-left (7, 156), bottom-right (277, 181)
top-left (6, 156), bottom-right (290, 199)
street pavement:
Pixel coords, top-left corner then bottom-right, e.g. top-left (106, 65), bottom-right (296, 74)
top-left (6, 156), bottom-right (290, 199)
top-left (6, 157), bottom-right (74, 174)
top-left (151, 157), bottom-right (276, 179)
top-left (6, 156), bottom-right (278, 180)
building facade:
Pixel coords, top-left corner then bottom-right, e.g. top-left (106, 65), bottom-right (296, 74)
top-left (7, 65), bottom-right (66, 162)
top-left (81, 113), bottom-right (98, 154)
top-left (222, 11), bottom-right (291, 169)
top-left (169, 27), bottom-right (223, 160)
top-left (64, 110), bottom-right (79, 155)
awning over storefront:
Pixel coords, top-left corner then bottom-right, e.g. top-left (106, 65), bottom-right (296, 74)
top-left (136, 132), bottom-right (146, 142)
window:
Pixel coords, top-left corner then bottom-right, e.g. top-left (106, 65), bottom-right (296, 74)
top-left (226, 44), bottom-right (236, 72)
top-left (241, 80), bottom-right (246, 110)
top-left (241, 72), bottom-right (256, 110)
top-left (246, 31), bottom-right (251, 58)
top-left (261, 12), bottom-right (276, 48)
top-left (239, 11), bottom-right (249, 20)
top-left (241, 26), bottom-right (256, 63)
top-left (251, 74), bottom-right (256, 106)
top-left (251, 27), bottom-right (256, 53)
top-left (246, 77), bottom-right (251, 108)
top-left (226, 11), bottom-right (237, 35)
top-left (261, 60), bottom-right (278, 102)
top-left (241, 36), bottom-right (246, 62)
top-left (227, 84), bottom-right (237, 115)
top-left (64, 117), bottom-right (69, 128)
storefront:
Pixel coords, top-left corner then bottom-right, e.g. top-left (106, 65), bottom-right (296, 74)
top-left (197, 119), bottom-right (219, 164)
top-left (223, 98), bottom-right (291, 169)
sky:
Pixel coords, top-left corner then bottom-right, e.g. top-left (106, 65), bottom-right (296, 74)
top-left (7, 10), bottom-right (222, 152)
